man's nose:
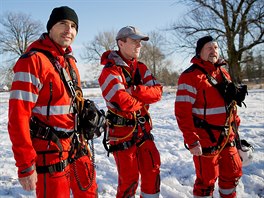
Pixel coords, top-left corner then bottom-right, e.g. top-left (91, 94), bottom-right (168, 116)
top-left (64, 24), bottom-right (73, 32)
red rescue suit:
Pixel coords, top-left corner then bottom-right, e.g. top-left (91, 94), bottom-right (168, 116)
top-left (175, 57), bottom-right (242, 198)
top-left (98, 50), bottom-right (162, 198)
top-left (8, 33), bottom-right (97, 197)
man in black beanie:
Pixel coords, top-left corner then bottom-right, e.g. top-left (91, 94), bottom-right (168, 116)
top-left (47, 6), bottom-right (79, 32)
top-left (195, 35), bottom-right (214, 56)
top-left (175, 36), bottom-right (243, 198)
top-left (8, 6), bottom-right (100, 198)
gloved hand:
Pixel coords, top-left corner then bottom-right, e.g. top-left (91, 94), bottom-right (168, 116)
top-left (189, 141), bottom-right (203, 156)
top-left (133, 68), bottom-right (142, 85)
top-left (18, 169), bottom-right (37, 191)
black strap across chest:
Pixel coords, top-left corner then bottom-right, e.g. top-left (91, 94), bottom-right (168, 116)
top-left (192, 64), bottom-right (228, 87)
top-left (30, 48), bottom-right (79, 98)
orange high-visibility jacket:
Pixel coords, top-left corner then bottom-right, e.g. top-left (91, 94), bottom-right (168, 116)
top-left (98, 50), bottom-right (163, 141)
top-left (175, 57), bottom-right (239, 148)
top-left (8, 33), bottom-right (81, 177)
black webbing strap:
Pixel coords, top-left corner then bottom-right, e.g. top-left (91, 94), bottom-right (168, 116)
top-left (193, 116), bottom-right (227, 143)
top-left (108, 138), bottom-right (136, 152)
top-left (108, 133), bottom-right (153, 153)
top-left (104, 111), bottom-right (152, 154)
top-left (36, 159), bottom-right (69, 174)
top-left (30, 48), bottom-right (78, 98)
top-left (202, 140), bottom-right (236, 154)
top-left (106, 110), bottom-right (135, 127)
top-left (106, 110), bottom-right (150, 127)
top-left (192, 64), bottom-right (219, 86)
top-left (121, 67), bottom-right (133, 87)
top-left (192, 64), bottom-right (230, 98)
top-left (30, 117), bottom-right (74, 152)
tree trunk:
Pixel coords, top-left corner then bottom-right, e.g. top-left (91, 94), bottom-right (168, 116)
top-left (228, 53), bottom-right (242, 84)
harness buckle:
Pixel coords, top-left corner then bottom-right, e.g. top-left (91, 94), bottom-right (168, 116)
top-left (138, 116), bottom-right (146, 124)
top-left (116, 117), bottom-right (124, 125)
top-left (136, 110), bottom-right (141, 117)
top-left (123, 141), bottom-right (131, 150)
top-left (59, 160), bottom-right (67, 171)
top-left (36, 127), bottom-right (50, 139)
top-left (230, 141), bottom-right (236, 147)
top-left (67, 80), bottom-right (76, 97)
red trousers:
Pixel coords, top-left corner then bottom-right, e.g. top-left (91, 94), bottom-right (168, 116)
top-left (36, 155), bottom-right (98, 198)
top-left (113, 140), bottom-right (160, 198)
top-left (193, 146), bottom-right (242, 198)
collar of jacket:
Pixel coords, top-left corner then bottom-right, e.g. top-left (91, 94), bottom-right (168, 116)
top-left (101, 50), bottom-right (137, 69)
top-left (28, 33), bottom-right (73, 58)
top-left (191, 56), bottom-right (226, 72)
top-left (116, 50), bottom-right (137, 68)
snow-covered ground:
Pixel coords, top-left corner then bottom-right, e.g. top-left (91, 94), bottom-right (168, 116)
top-left (0, 88), bottom-right (263, 198)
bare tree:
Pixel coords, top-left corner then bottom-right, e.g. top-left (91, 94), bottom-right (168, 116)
top-left (170, 0), bottom-right (264, 83)
top-left (81, 30), bottom-right (117, 63)
top-left (0, 12), bottom-right (44, 87)
top-left (82, 30), bottom-right (173, 83)
top-left (0, 12), bottom-right (44, 60)
top-left (140, 31), bottom-right (166, 77)
top-left (81, 30), bottom-right (117, 81)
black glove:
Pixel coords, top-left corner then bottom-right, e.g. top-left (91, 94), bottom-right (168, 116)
top-left (133, 68), bottom-right (142, 85)
top-left (79, 99), bottom-right (106, 140)
top-left (225, 83), bottom-right (248, 107)
top-left (234, 84), bottom-right (248, 107)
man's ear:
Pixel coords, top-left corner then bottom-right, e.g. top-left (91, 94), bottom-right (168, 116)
top-left (117, 39), bottom-right (123, 47)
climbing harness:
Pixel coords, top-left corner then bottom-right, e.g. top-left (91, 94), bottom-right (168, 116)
top-left (102, 61), bottom-right (154, 156)
top-left (28, 48), bottom-right (104, 190)
top-left (185, 64), bottom-right (249, 157)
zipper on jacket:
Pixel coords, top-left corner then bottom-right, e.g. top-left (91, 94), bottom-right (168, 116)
top-left (46, 81), bottom-right (53, 121)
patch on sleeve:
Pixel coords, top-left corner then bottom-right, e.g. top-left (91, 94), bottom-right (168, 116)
top-left (19, 51), bottom-right (37, 59)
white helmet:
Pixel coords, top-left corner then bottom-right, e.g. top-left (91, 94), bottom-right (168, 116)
top-left (238, 139), bottom-right (254, 167)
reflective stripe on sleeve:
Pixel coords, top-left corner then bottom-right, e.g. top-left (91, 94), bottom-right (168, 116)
top-left (192, 106), bottom-right (226, 115)
top-left (32, 105), bottom-right (74, 115)
top-left (9, 90), bottom-right (38, 103)
top-left (178, 83), bottom-right (197, 95)
top-left (100, 73), bottom-right (123, 92)
top-left (13, 72), bottom-right (42, 91)
top-left (175, 95), bottom-right (195, 104)
top-left (105, 83), bottom-right (124, 101)
top-left (145, 78), bottom-right (159, 86)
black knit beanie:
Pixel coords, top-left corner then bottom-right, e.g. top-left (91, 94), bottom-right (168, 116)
top-left (46, 6), bottom-right (78, 32)
top-left (195, 36), bottom-right (214, 56)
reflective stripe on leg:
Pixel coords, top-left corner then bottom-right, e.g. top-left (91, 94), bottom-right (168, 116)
top-left (219, 187), bottom-right (237, 198)
top-left (219, 187), bottom-right (236, 195)
top-left (141, 191), bottom-right (160, 198)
